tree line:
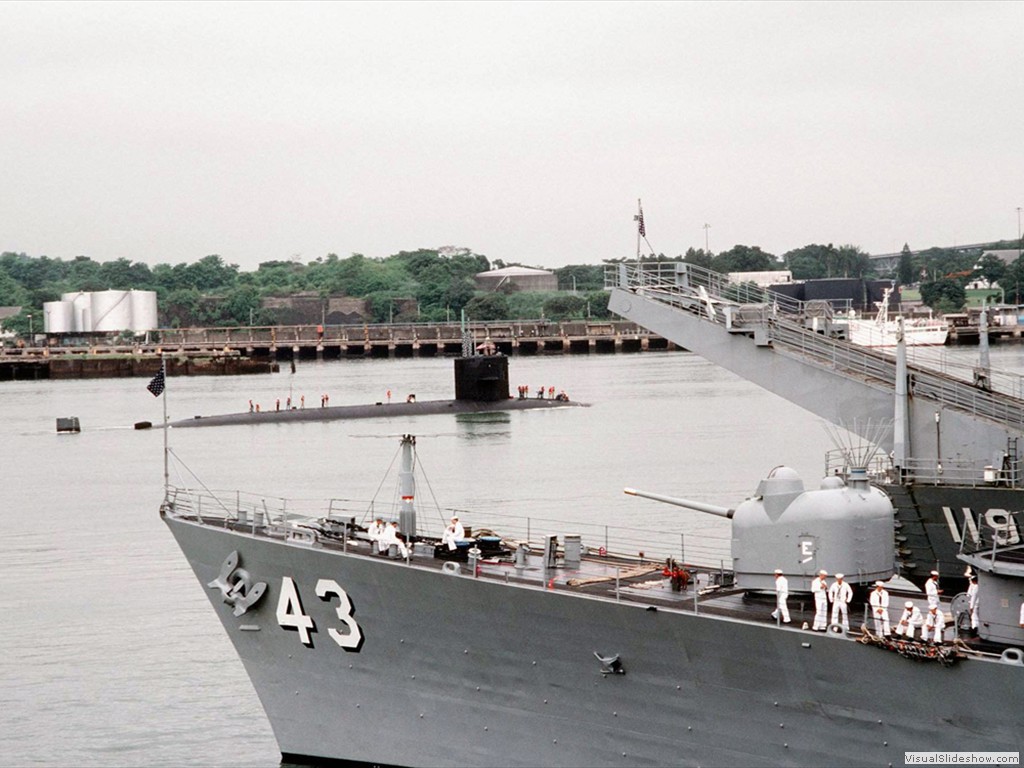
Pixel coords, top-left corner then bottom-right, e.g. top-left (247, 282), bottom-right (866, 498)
top-left (0, 237), bottom-right (1020, 333)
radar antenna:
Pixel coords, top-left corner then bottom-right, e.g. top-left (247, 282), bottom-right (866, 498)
top-left (822, 418), bottom-right (892, 475)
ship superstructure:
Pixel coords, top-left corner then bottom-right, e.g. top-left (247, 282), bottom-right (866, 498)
top-left (607, 261), bottom-right (1024, 592)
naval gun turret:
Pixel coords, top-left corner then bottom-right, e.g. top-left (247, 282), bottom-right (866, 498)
top-left (626, 466), bottom-right (896, 591)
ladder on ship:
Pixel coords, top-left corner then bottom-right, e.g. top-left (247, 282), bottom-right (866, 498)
top-left (606, 262), bottom-right (1024, 486)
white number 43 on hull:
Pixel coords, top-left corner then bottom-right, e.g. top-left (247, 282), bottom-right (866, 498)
top-left (276, 576), bottom-right (364, 651)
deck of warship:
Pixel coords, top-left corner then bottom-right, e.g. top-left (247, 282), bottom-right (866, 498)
top-left (179, 498), bottom-right (967, 649)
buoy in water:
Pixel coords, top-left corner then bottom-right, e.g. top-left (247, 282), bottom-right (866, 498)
top-left (56, 417), bottom-right (81, 434)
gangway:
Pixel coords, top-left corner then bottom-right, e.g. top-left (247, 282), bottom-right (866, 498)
top-left (606, 262), bottom-right (1024, 486)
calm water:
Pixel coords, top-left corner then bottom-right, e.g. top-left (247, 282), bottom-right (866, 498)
top-left (2, 346), bottom-right (1022, 766)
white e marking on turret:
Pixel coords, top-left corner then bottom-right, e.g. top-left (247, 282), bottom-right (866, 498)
top-left (799, 537), bottom-right (816, 564)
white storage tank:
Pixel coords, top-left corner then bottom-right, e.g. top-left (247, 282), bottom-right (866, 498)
top-left (62, 292), bottom-right (91, 333)
top-left (43, 301), bottom-right (74, 333)
top-left (91, 290), bottom-right (132, 332)
top-left (129, 290), bottom-right (158, 332)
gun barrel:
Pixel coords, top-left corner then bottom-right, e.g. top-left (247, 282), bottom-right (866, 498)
top-left (624, 488), bottom-right (734, 519)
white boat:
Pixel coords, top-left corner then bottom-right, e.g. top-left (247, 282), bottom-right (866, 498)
top-left (844, 286), bottom-right (948, 347)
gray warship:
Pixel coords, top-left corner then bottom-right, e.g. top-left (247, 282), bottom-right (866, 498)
top-left (163, 421), bottom-right (1024, 766)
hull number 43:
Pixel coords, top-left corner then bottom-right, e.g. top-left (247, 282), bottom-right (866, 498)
top-left (275, 577), bottom-right (364, 651)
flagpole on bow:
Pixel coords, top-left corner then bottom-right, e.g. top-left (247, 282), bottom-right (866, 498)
top-left (147, 355), bottom-right (170, 499)
top-left (161, 355), bottom-right (169, 498)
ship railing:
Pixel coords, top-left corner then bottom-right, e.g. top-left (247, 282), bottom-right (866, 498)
top-left (164, 486), bottom-right (734, 571)
top-left (825, 449), bottom-right (1023, 488)
top-left (957, 510), bottom-right (1024, 564)
top-left (769, 319), bottom-right (1024, 430)
top-left (893, 347), bottom-right (1024, 400)
top-left (823, 450), bottom-right (894, 481)
top-left (608, 261), bottom-right (1024, 428)
top-left (604, 261), bottom-right (852, 321)
top-left (442, 506), bottom-right (733, 571)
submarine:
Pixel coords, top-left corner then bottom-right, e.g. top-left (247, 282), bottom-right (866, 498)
top-left (140, 353), bottom-right (584, 430)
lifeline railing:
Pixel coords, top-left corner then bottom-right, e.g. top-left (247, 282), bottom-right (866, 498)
top-left (824, 449), bottom-right (1023, 488)
top-left (164, 486), bottom-right (733, 571)
top-left (957, 509), bottom-right (1024, 563)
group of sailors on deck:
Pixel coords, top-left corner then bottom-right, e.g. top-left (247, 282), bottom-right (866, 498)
top-left (774, 567), bottom-right (967, 644)
top-left (366, 517), bottom-right (408, 558)
top-left (365, 514), bottom-right (466, 558)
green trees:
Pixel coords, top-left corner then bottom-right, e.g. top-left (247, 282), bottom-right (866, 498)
top-left (0, 269), bottom-right (30, 307)
top-left (897, 244), bottom-right (916, 285)
top-left (783, 245), bottom-right (830, 280)
top-left (973, 253), bottom-right (1007, 290)
top-left (712, 245), bottom-right (778, 273)
top-left (463, 293), bottom-right (509, 321)
top-left (682, 248), bottom-right (713, 270)
top-left (554, 264), bottom-right (604, 291)
top-left (2, 236), bottom-right (1009, 329)
top-left (919, 278), bottom-right (967, 314)
top-left (781, 244), bottom-right (873, 280)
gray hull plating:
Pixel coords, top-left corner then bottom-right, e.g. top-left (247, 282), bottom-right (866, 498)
top-left (165, 515), bottom-right (1023, 767)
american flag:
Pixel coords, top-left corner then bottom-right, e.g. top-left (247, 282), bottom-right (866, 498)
top-left (635, 207), bottom-right (645, 238)
top-left (147, 365), bottom-right (166, 397)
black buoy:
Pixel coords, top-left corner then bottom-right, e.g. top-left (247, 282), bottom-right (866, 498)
top-left (56, 417), bottom-right (81, 434)
top-left (134, 421), bottom-right (153, 430)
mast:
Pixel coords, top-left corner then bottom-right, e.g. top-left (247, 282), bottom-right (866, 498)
top-left (634, 198), bottom-right (644, 261)
top-left (977, 305), bottom-right (991, 386)
top-left (893, 317), bottom-right (908, 475)
top-left (460, 309), bottom-right (473, 358)
top-left (398, 435), bottom-right (417, 536)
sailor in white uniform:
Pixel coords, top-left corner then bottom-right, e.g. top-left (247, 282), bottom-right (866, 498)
top-left (367, 518), bottom-right (385, 552)
top-left (966, 572), bottom-right (979, 632)
top-left (771, 569), bottom-right (791, 624)
top-left (811, 569), bottom-right (829, 631)
top-left (441, 515), bottom-right (465, 551)
top-left (923, 605), bottom-right (946, 644)
top-left (828, 573), bottom-right (853, 631)
top-left (869, 581), bottom-right (891, 636)
top-left (381, 521), bottom-right (408, 558)
top-left (895, 601), bottom-right (924, 639)
top-left (925, 570), bottom-right (941, 610)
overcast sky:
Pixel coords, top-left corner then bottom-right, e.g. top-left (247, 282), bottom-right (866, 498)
top-left (1, 1), bottom-right (1021, 271)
